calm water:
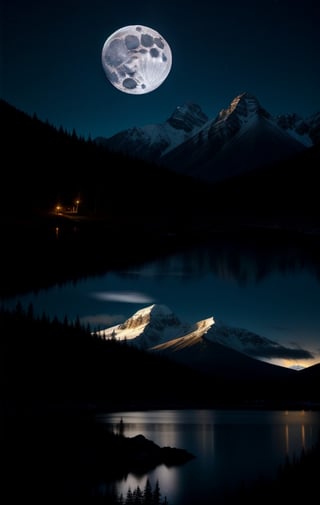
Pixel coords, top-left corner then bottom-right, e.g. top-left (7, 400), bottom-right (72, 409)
top-left (96, 409), bottom-right (320, 505)
top-left (4, 234), bottom-right (320, 368)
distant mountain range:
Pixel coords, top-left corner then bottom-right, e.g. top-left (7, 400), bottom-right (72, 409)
top-left (95, 304), bottom-right (317, 384)
top-left (96, 92), bottom-right (320, 182)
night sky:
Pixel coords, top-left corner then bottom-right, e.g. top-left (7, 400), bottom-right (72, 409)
top-left (1, 0), bottom-right (319, 140)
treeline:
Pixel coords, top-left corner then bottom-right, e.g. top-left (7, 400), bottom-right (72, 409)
top-left (107, 479), bottom-right (169, 505)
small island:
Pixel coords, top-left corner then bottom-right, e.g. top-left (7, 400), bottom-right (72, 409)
top-left (103, 431), bottom-right (195, 477)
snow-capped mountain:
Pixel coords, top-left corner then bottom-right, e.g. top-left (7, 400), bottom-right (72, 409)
top-left (95, 92), bottom-right (319, 182)
top-left (95, 102), bottom-right (208, 161)
top-left (275, 111), bottom-right (320, 146)
top-left (161, 93), bottom-right (307, 181)
top-left (96, 304), bottom-right (194, 349)
top-left (95, 304), bottom-right (300, 380)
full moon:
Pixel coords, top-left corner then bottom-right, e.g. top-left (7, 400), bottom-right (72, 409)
top-left (101, 25), bottom-right (172, 95)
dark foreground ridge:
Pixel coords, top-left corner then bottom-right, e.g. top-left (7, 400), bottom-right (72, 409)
top-left (2, 305), bottom-right (320, 413)
top-left (4, 412), bottom-right (194, 500)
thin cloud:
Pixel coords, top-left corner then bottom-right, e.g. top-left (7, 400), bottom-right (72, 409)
top-left (246, 344), bottom-right (314, 361)
top-left (91, 291), bottom-right (155, 303)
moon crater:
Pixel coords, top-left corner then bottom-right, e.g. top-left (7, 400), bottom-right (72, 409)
top-left (102, 25), bottom-right (172, 94)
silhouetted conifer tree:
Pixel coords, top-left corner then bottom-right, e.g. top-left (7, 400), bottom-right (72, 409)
top-left (118, 494), bottom-right (125, 505)
top-left (74, 315), bottom-right (81, 330)
top-left (118, 417), bottom-right (124, 436)
top-left (153, 480), bottom-right (161, 505)
top-left (133, 485), bottom-right (143, 504)
top-left (40, 311), bottom-right (49, 324)
top-left (15, 301), bottom-right (23, 315)
top-left (143, 479), bottom-right (153, 504)
top-left (126, 487), bottom-right (134, 504)
top-left (27, 302), bottom-right (34, 320)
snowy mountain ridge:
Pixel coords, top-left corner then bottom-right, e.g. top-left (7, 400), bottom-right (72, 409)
top-left (99, 304), bottom-right (194, 349)
top-left (275, 111), bottom-right (320, 146)
top-left (95, 92), bottom-right (319, 182)
top-left (95, 101), bottom-right (208, 161)
top-left (159, 92), bottom-right (310, 181)
top-left (95, 303), bottom-right (298, 367)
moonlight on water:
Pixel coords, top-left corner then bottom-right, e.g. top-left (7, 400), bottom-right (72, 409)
top-left (101, 25), bottom-right (172, 95)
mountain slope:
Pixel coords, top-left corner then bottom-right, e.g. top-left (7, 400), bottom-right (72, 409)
top-left (209, 138), bottom-right (320, 218)
top-left (97, 92), bottom-right (319, 183)
top-left (0, 98), bottom-right (211, 217)
top-left (275, 111), bottom-right (320, 146)
top-left (96, 304), bottom-right (299, 382)
top-left (97, 304), bottom-right (320, 404)
top-left (95, 102), bottom-right (208, 161)
top-left (150, 329), bottom-right (296, 382)
top-left (160, 93), bottom-right (306, 181)
top-left (96, 304), bottom-right (194, 348)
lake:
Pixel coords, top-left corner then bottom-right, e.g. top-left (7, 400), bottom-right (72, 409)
top-left (95, 408), bottom-right (320, 504)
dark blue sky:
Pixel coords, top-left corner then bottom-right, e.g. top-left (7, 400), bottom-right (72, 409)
top-left (1, 0), bottom-right (319, 140)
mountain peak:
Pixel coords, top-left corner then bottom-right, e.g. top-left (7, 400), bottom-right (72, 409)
top-left (118, 303), bottom-right (182, 335)
top-left (217, 92), bottom-right (271, 122)
top-left (167, 102), bottom-right (208, 132)
top-left (96, 304), bottom-right (189, 348)
top-left (135, 303), bottom-right (176, 320)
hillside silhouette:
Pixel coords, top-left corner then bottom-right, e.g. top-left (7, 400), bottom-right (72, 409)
top-left (1, 304), bottom-right (211, 412)
top-left (0, 98), bottom-right (210, 217)
top-left (2, 305), bottom-right (319, 413)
